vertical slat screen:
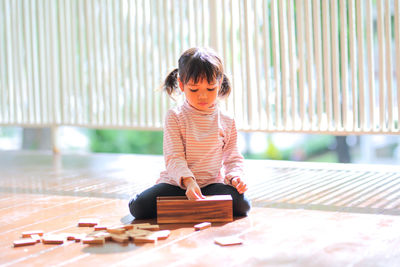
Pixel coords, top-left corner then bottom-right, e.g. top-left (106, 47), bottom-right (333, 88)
top-left (0, 0), bottom-right (398, 134)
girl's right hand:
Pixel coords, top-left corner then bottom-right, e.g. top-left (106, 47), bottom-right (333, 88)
top-left (182, 177), bottom-right (205, 200)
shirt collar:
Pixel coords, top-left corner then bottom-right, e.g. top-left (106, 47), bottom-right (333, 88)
top-left (183, 100), bottom-right (218, 115)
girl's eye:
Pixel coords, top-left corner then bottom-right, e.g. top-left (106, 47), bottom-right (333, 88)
top-left (189, 89), bottom-right (198, 92)
top-left (207, 88), bottom-right (216, 92)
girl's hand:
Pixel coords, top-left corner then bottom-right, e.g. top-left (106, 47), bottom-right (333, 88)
top-left (182, 177), bottom-right (205, 200)
top-left (229, 177), bottom-right (248, 194)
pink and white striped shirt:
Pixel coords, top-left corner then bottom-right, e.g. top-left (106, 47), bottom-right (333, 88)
top-left (157, 100), bottom-right (244, 188)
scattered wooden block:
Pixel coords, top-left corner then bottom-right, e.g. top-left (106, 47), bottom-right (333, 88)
top-left (93, 232), bottom-right (112, 241)
top-left (78, 218), bottom-right (99, 227)
top-left (87, 230), bottom-right (105, 236)
top-left (30, 234), bottom-right (42, 243)
top-left (42, 235), bottom-right (65, 245)
top-left (74, 235), bottom-right (84, 242)
top-left (214, 236), bottom-right (243, 246)
top-left (126, 229), bottom-right (152, 240)
top-left (13, 238), bottom-right (37, 247)
top-left (149, 230), bottom-right (171, 240)
top-left (107, 227), bottom-right (126, 234)
top-left (122, 224), bottom-right (134, 230)
top-left (111, 234), bottom-right (129, 243)
top-left (133, 235), bottom-right (157, 243)
top-left (157, 195), bottom-right (233, 223)
top-left (82, 237), bottom-right (105, 245)
top-left (66, 234), bottom-right (76, 241)
top-left (21, 230), bottom-right (44, 238)
top-left (194, 222), bottom-right (211, 231)
top-left (94, 225), bottom-right (108, 231)
top-left (132, 223), bottom-right (151, 227)
top-left (136, 225), bottom-right (160, 231)
top-left (65, 233), bottom-right (84, 242)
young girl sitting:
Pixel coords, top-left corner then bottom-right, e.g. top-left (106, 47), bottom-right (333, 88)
top-left (129, 47), bottom-right (251, 219)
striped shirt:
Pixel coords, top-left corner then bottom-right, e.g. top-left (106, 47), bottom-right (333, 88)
top-left (156, 100), bottom-right (244, 188)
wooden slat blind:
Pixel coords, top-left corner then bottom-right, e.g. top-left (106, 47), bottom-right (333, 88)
top-left (0, 0), bottom-right (398, 134)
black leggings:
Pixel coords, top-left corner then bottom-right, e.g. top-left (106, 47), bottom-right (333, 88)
top-left (129, 183), bottom-right (251, 219)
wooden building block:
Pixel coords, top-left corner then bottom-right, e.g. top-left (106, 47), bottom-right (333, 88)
top-left (122, 224), bottom-right (134, 230)
top-left (111, 234), bottom-right (129, 243)
top-left (21, 230), bottom-right (44, 238)
top-left (93, 232), bottom-right (112, 241)
top-left (42, 235), bottom-right (65, 245)
top-left (133, 235), bottom-right (157, 243)
top-left (149, 230), bottom-right (171, 240)
top-left (94, 225), bottom-right (108, 231)
top-left (107, 227), bottom-right (126, 234)
top-left (78, 218), bottom-right (99, 227)
top-left (82, 237), bottom-right (105, 245)
top-left (13, 238), bottom-right (37, 247)
top-left (214, 236), bottom-right (243, 246)
top-left (30, 234), bottom-right (42, 243)
top-left (157, 195), bottom-right (233, 223)
top-left (132, 223), bottom-right (151, 227)
top-left (194, 222), bottom-right (211, 231)
top-left (136, 225), bottom-right (160, 231)
top-left (65, 233), bottom-right (84, 242)
top-left (126, 229), bottom-right (153, 240)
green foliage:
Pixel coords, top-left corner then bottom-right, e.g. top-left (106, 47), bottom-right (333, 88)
top-left (244, 134), bottom-right (336, 162)
top-left (265, 137), bottom-right (284, 160)
top-left (89, 129), bottom-right (163, 155)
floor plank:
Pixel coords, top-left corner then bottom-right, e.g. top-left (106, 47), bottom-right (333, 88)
top-left (1, 151), bottom-right (400, 266)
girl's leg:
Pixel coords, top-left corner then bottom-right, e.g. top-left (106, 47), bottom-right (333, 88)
top-left (201, 183), bottom-right (251, 217)
top-left (129, 183), bottom-right (186, 219)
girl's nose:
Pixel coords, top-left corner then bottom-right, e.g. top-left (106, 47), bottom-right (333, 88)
top-left (199, 91), bottom-right (207, 99)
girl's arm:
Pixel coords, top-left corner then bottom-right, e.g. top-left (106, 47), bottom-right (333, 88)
top-left (163, 110), bottom-right (195, 188)
top-left (222, 119), bottom-right (244, 178)
top-left (223, 119), bottom-right (247, 194)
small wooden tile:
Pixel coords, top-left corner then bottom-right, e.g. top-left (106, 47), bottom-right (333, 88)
top-left (94, 225), bottom-right (108, 231)
top-left (78, 218), bottom-right (99, 227)
top-left (133, 235), bottom-right (157, 243)
top-left (126, 230), bottom-right (152, 240)
top-left (136, 225), bottom-right (160, 231)
top-left (13, 238), bottom-right (37, 247)
top-left (87, 230), bottom-right (106, 236)
top-left (30, 234), bottom-right (42, 243)
top-left (42, 235), bottom-right (65, 245)
top-left (149, 230), bottom-right (171, 240)
top-left (65, 233), bottom-right (84, 242)
top-left (214, 236), bottom-right (243, 246)
top-left (122, 224), bottom-right (134, 230)
top-left (107, 227), bottom-right (126, 234)
top-left (194, 222), bottom-right (211, 231)
top-left (82, 237), bottom-right (105, 245)
top-left (21, 230), bottom-right (44, 238)
top-left (111, 234), bottom-right (130, 243)
top-left (132, 223), bottom-right (151, 227)
top-left (93, 232), bottom-right (112, 241)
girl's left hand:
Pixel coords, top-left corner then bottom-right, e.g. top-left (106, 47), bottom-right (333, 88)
top-left (230, 177), bottom-right (248, 194)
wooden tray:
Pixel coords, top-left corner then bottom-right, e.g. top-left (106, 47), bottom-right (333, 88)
top-left (157, 195), bottom-right (233, 223)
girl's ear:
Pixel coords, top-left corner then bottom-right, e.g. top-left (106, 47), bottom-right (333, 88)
top-left (178, 77), bottom-right (184, 92)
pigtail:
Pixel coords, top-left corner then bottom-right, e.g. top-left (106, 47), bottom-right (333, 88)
top-left (162, 68), bottom-right (179, 97)
top-left (218, 73), bottom-right (231, 98)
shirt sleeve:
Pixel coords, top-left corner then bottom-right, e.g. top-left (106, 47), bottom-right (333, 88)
top-left (163, 110), bottom-right (195, 188)
top-left (222, 118), bottom-right (244, 180)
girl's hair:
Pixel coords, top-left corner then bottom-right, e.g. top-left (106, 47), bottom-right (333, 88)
top-left (162, 47), bottom-right (231, 98)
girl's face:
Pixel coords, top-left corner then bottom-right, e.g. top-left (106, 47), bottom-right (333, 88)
top-left (179, 77), bottom-right (221, 111)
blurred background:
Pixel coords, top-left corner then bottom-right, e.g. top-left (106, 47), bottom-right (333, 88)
top-left (1, 126), bottom-right (399, 165)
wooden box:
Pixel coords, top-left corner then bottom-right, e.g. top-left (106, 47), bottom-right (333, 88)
top-left (156, 195), bottom-right (233, 223)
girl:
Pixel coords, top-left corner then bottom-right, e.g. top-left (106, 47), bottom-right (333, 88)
top-left (129, 47), bottom-right (251, 219)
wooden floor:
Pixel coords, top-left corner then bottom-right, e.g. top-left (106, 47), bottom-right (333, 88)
top-left (1, 151), bottom-right (400, 266)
